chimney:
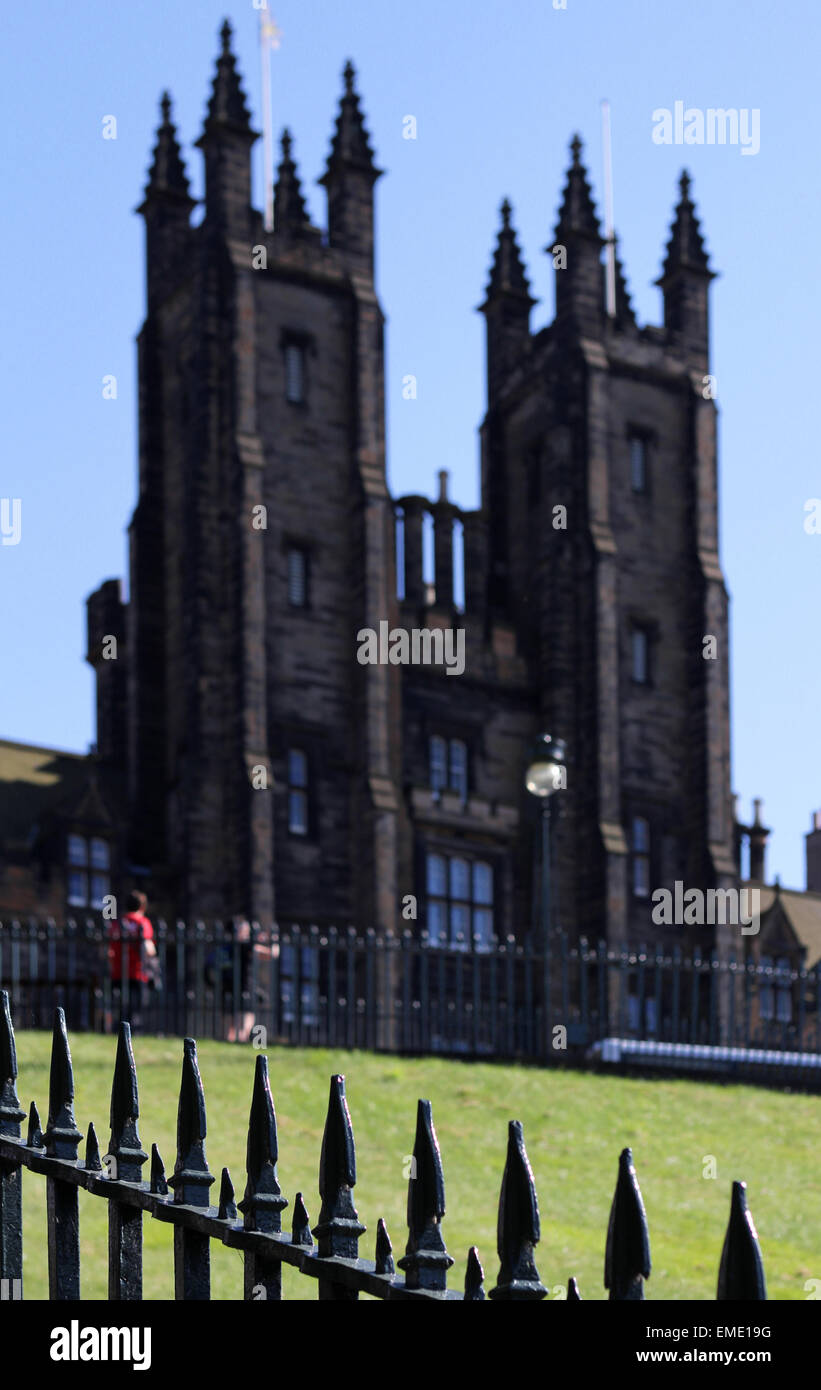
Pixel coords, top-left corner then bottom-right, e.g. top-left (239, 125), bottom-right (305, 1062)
top-left (807, 810), bottom-right (821, 892)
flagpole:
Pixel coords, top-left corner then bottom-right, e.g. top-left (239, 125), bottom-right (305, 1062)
top-left (601, 99), bottom-right (616, 318)
top-left (259, 5), bottom-right (278, 232)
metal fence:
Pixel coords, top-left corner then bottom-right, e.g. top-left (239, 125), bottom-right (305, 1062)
top-left (1, 918), bottom-right (819, 1067)
top-left (0, 992), bottom-right (767, 1301)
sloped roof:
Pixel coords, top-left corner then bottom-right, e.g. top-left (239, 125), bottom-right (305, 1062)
top-left (0, 738), bottom-right (92, 844)
top-left (753, 883), bottom-right (821, 970)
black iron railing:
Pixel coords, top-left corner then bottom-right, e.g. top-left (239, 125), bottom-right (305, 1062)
top-left (1, 919), bottom-right (819, 1067)
top-left (0, 993), bottom-right (767, 1301)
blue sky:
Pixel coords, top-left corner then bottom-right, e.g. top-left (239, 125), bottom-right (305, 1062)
top-left (1, 0), bottom-right (818, 888)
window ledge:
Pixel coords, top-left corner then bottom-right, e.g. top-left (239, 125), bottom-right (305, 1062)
top-left (410, 787), bottom-right (518, 833)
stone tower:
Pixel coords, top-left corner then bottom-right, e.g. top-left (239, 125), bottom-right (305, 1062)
top-left (87, 27), bottom-right (736, 953)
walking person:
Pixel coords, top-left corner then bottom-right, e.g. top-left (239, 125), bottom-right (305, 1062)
top-left (107, 890), bottom-right (157, 1031)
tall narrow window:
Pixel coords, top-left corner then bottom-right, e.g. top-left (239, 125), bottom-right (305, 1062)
top-left (449, 740), bottom-right (468, 800)
top-left (287, 750), bottom-right (309, 835)
top-left (631, 626), bottom-right (649, 684)
top-left (429, 735), bottom-right (468, 798)
top-left (430, 736), bottom-right (447, 793)
top-left (629, 435), bottom-right (647, 493)
top-left (287, 548), bottom-right (308, 607)
top-left (284, 343), bottom-right (305, 403)
top-left (632, 816), bottom-right (651, 898)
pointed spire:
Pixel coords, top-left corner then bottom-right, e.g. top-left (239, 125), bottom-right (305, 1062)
top-left (0, 990), bottom-right (25, 1139)
top-left (481, 199), bottom-right (535, 307)
top-left (239, 1053), bottom-right (288, 1233)
top-left (464, 1246), bottom-right (485, 1301)
top-left (554, 134), bottom-right (603, 241)
top-left (274, 128), bottom-right (312, 236)
top-left (604, 1148), bottom-right (651, 1300)
top-left (168, 1038), bottom-right (215, 1207)
top-left (489, 1120), bottom-right (546, 1300)
top-left (398, 1098), bottom-right (453, 1291)
top-left (717, 1182), bottom-right (767, 1300)
top-left (312, 1075), bottom-right (365, 1258)
top-left (321, 60), bottom-right (380, 181)
top-left (291, 1192), bottom-right (313, 1248)
top-left (567, 1275), bottom-right (582, 1300)
top-left (26, 1100), bottom-right (43, 1149)
top-left (150, 1142), bottom-right (168, 1196)
top-left (141, 91), bottom-right (194, 209)
top-left (109, 1022), bottom-right (148, 1184)
top-left (218, 1167), bottom-right (238, 1220)
top-left (42, 1008), bottom-right (82, 1160)
top-left (659, 169), bottom-right (714, 279)
top-left (374, 1218), bottom-right (395, 1276)
top-left (201, 19), bottom-right (253, 136)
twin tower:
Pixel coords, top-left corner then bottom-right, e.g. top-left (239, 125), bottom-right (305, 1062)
top-left (87, 19), bottom-right (736, 950)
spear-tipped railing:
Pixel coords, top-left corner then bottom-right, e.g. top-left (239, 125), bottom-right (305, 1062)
top-left (0, 991), bottom-right (771, 1302)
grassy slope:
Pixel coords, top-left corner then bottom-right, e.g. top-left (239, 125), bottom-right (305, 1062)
top-left (11, 1030), bottom-right (820, 1300)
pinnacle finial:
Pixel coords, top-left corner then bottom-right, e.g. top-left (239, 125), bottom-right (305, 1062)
top-left (201, 18), bottom-right (253, 136)
top-left (482, 198), bottom-right (534, 306)
top-left (554, 133), bottom-right (602, 241)
top-left (275, 127), bottom-right (312, 234)
top-left (658, 168), bottom-right (713, 279)
top-left (398, 1099), bottom-right (453, 1292)
top-left (320, 59), bottom-right (380, 182)
top-left (142, 89), bottom-right (193, 209)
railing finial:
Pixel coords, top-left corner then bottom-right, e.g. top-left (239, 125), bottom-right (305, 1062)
top-left (42, 1007), bottom-right (82, 1160)
top-left (398, 1098), bottom-right (453, 1291)
top-left (375, 1218), bottom-right (395, 1276)
top-left (168, 1037), bottom-right (214, 1206)
top-left (109, 1022), bottom-right (148, 1183)
top-left (312, 1074), bottom-right (365, 1258)
top-left (717, 1181), bottom-right (767, 1300)
top-left (489, 1120), bottom-right (546, 1300)
top-left (464, 1246), bottom-right (485, 1300)
top-left (604, 1147), bottom-right (651, 1299)
top-left (239, 1052), bottom-right (287, 1233)
top-left (0, 990), bottom-right (25, 1138)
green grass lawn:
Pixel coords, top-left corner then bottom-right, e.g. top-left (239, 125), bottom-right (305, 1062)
top-left (10, 1030), bottom-right (821, 1300)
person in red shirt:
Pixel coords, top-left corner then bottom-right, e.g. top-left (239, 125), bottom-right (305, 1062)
top-left (108, 890), bottom-right (156, 1028)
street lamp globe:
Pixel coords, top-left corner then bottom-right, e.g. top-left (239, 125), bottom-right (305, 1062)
top-left (524, 734), bottom-right (566, 798)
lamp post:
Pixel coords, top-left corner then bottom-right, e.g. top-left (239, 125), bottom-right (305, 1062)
top-left (524, 734), bottom-right (566, 1057)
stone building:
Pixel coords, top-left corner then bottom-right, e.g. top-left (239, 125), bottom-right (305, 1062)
top-left (0, 21), bottom-right (805, 964)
